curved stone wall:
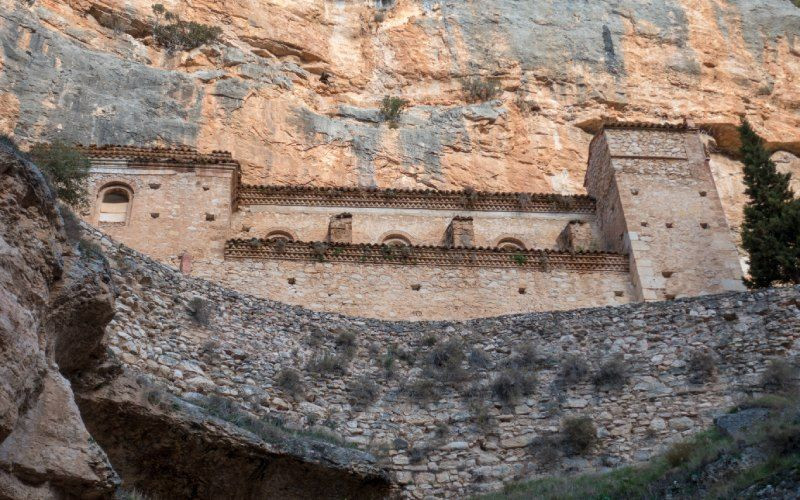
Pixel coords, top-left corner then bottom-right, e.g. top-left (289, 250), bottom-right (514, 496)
top-left (86, 225), bottom-right (800, 498)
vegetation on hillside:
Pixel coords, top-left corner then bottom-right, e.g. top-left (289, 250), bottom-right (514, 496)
top-left (739, 120), bottom-right (800, 288)
top-left (483, 395), bottom-right (800, 500)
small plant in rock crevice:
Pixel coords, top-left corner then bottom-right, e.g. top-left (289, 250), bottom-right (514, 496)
top-left (559, 354), bottom-right (590, 386)
top-left (307, 351), bottom-right (351, 376)
top-left (334, 330), bottom-right (358, 356)
top-left (593, 354), bottom-right (629, 391)
top-left (382, 349), bottom-right (396, 378)
top-left (380, 95), bottom-right (407, 128)
top-left (687, 350), bottom-right (717, 384)
top-left (349, 375), bottom-right (381, 409)
top-left (506, 343), bottom-right (542, 371)
top-left (187, 297), bottom-right (213, 325)
top-left (151, 4), bottom-right (222, 52)
top-left (527, 435), bottom-right (563, 468)
top-left (561, 416), bottom-right (598, 456)
top-left (312, 241), bottom-right (328, 262)
top-left (468, 348), bottom-right (492, 369)
top-left (512, 253), bottom-right (528, 266)
top-left (404, 377), bottom-right (439, 403)
top-left (276, 368), bottom-right (304, 398)
top-left (760, 358), bottom-right (798, 394)
top-left (422, 338), bottom-right (468, 385)
top-left (461, 76), bottom-right (501, 103)
top-left (490, 369), bottom-right (537, 406)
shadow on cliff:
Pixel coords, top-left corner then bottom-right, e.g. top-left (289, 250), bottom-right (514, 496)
top-left (73, 374), bottom-right (392, 500)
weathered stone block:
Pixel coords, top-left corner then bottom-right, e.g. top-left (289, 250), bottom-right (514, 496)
top-left (328, 213), bottom-right (353, 244)
top-left (444, 216), bottom-right (474, 247)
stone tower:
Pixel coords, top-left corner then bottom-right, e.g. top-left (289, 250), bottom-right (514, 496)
top-left (585, 123), bottom-right (745, 301)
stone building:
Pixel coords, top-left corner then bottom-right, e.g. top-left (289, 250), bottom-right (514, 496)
top-left (80, 122), bottom-right (745, 320)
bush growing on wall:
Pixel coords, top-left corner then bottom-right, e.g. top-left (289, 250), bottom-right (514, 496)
top-left (490, 369), bottom-right (537, 405)
top-left (349, 376), bottom-right (380, 408)
top-left (29, 141), bottom-right (91, 208)
top-left (276, 368), bottom-right (304, 397)
top-left (151, 4), bottom-right (222, 52)
top-left (559, 355), bottom-right (590, 386)
top-left (307, 351), bottom-right (351, 376)
top-left (760, 358), bottom-right (798, 394)
top-left (687, 350), bottom-right (717, 384)
top-left (187, 297), bottom-right (214, 325)
top-left (423, 339), bottom-right (468, 385)
top-left (592, 354), bottom-right (629, 391)
top-left (561, 416), bottom-right (598, 455)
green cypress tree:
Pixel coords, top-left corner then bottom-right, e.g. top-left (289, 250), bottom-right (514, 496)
top-left (739, 120), bottom-right (800, 288)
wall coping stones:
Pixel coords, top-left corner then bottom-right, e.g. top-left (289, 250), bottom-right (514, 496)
top-left (238, 184), bottom-right (596, 214)
top-left (224, 239), bottom-right (630, 272)
top-left (80, 144), bottom-right (240, 168)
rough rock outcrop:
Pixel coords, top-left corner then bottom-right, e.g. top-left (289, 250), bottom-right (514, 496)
top-left (0, 0), bottom-right (798, 194)
top-left (0, 144), bottom-right (393, 499)
top-left (0, 144), bottom-right (118, 498)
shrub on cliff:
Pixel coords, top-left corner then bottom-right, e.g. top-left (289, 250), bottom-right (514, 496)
top-left (348, 376), bottom-right (380, 409)
top-left (739, 120), bottom-right (800, 288)
top-left (307, 350), bottom-right (350, 376)
top-left (151, 4), bottom-right (222, 52)
top-left (687, 350), bottom-right (717, 384)
top-left (404, 377), bottom-right (439, 403)
top-left (29, 141), bottom-right (90, 208)
top-left (380, 96), bottom-right (407, 128)
top-left (461, 77), bottom-right (500, 103)
top-left (335, 330), bottom-right (358, 357)
top-left (559, 355), bottom-right (590, 386)
top-left (422, 338), bottom-right (468, 385)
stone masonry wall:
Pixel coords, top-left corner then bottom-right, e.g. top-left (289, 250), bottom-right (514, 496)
top-left (191, 257), bottom-right (632, 320)
top-left (85, 224), bottom-right (800, 498)
top-left (84, 162), bottom-right (236, 262)
top-left (233, 205), bottom-right (594, 249)
top-left (587, 127), bottom-right (745, 302)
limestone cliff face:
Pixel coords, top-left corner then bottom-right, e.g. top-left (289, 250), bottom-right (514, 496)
top-left (0, 144), bottom-right (118, 498)
top-left (1, 0), bottom-right (798, 198)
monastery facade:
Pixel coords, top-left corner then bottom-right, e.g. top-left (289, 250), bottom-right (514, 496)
top-left (81, 123), bottom-right (745, 320)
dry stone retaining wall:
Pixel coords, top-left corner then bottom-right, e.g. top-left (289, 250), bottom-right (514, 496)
top-left (85, 225), bottom-right (800, 498)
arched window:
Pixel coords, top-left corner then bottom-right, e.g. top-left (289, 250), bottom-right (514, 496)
top-left (382, 234), bottom-right (411, 247)
top-left (98, 185), bottom-right (132, 224)
top-left (266, 230), bottom-right (294, 242)
top-left (496, 237), bottom-right (526, 251)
